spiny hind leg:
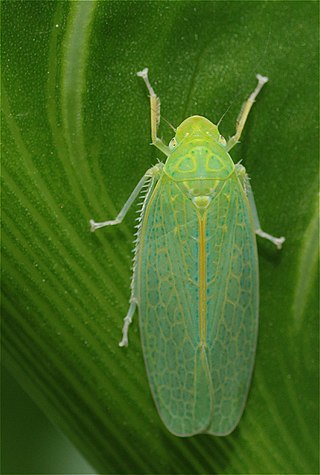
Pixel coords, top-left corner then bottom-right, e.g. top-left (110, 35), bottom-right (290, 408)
top-left (119, 299), bottom-right (137, 347)
top-left (137, 67), bottom-right (170, 156)
top-left (226, 74), bottom-right (269, 152)
top-left (90, 163), bottom-right (163, 345)
top-left (236, 164), bottom-right (285, 249)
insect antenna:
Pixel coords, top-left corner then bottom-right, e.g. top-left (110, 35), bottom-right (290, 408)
top-left (161, 115), bottom-right (177, 133)
top-left (217, 104), bottom-right (232, 128)
top-left (150, 105), bottom-right (176, 133)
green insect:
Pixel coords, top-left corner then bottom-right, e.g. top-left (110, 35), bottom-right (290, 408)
top-left (90, 68), bottom-right (285, 436)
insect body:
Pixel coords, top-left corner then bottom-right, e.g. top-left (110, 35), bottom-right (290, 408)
top-left (90, 69), bottom-right (285, 436)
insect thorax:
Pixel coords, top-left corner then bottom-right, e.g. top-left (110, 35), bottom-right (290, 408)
top-left (163, 136), bottom-right (235, 211)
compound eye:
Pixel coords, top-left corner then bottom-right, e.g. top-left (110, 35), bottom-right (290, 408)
top-left (219, 135), bottom-right (227, 146)
top-left (169, 137), bottom-right (177, 149)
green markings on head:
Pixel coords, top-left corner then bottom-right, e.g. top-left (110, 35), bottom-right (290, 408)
top-left (175, 116), bottom-right (220, 142)
top-left (164, 116), bottom-right (235, 182)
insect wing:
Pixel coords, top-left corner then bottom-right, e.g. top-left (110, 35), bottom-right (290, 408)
top-left (205, 175), bottom-right (259, 435)
top-left (137, 175), bottom-right (212, 436)
top-left (137, 173), bottom-right (258, 436)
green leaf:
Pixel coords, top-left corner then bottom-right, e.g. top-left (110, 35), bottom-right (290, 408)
top-left (2, 1), bottom-right (318, 473)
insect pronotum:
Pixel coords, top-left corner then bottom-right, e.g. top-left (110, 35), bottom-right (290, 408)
top-left (90, 68), bottom-right (285, 436)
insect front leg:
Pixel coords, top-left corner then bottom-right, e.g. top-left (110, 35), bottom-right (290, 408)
top-left (236, 164), bottom-right (285, 249)
top-left (137, 68), bottom-right (170, 156)
top-left (226, 74), bottom-right (269, 152)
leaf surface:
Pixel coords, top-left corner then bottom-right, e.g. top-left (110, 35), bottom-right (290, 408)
top-left (2, 1), bottom-right (318, 473)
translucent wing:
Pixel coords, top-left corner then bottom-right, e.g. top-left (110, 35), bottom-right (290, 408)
top-left (137, 175), bottom-right (212, 436)
top-left (136, 173), bottom-right (258, 436)
top-left (205, 175), bottom-right (259, 435)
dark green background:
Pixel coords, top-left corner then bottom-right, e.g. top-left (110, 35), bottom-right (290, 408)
top-left (2, 1), bottom-right (318, 473)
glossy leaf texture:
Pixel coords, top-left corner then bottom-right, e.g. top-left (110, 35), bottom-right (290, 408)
top-left (2, 1), bottom-right (318, 473)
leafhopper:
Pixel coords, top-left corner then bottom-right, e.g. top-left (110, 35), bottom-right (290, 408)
top-left (90, 68), bottom-right (285, 436)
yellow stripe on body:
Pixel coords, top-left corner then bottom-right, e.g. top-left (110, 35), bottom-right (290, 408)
top-left (198, 214), bottom-right (208, 346)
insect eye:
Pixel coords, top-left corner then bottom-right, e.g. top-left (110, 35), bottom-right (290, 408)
top-left (219, 135), bottom-right (227, 146)
top-left (169, 137), bottom-right (177, 149)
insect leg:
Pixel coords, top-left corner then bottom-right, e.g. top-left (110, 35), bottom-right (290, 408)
top-left (91, 164), bottom-right (163, 346)
top-left (226, 74), bottom-right (269, 152)
top-left (236, 164), bottom-right (285, 249)
top-left (119, 300), bottom-right (137, 347)
top-left (119, 164), bottom-right (163, 347)
top-left (90, 164), bottom-right (163, 231)
top-left (137, 68), bottom-right (170, 156)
